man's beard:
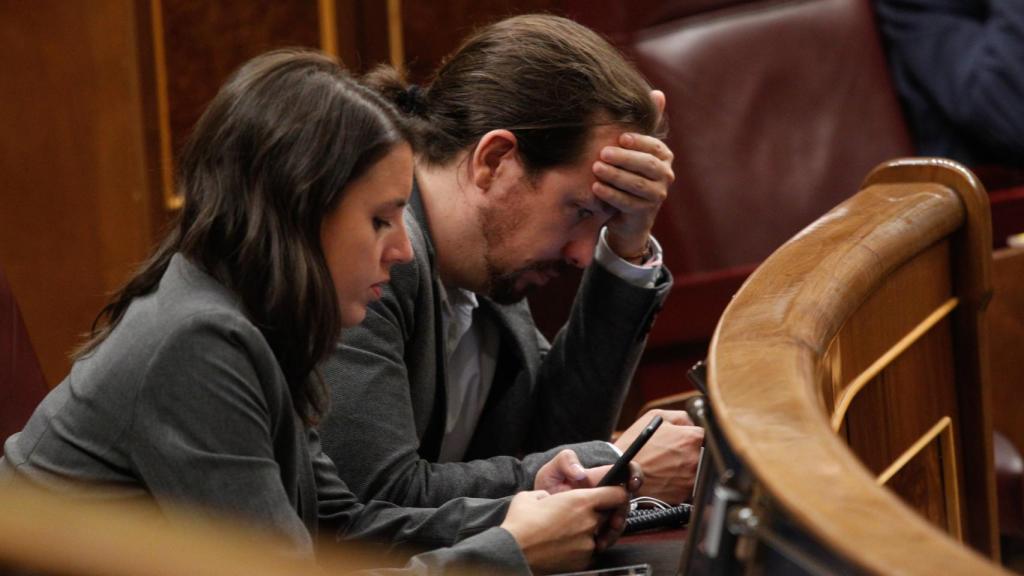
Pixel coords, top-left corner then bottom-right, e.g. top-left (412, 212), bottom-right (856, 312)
top-left (485, 259), bottom-right (571, 304)
top-left (479, 196), bottom-right (568, 304)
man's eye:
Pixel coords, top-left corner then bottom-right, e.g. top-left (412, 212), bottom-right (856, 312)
top-left (373, 217), bottom-right (391, 231)
top-left (577, 208), bottom-right (594, 221)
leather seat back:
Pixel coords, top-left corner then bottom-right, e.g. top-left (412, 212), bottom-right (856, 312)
top-left (576, 0), bottom-right (916, 274)
top-left (0, 265), bottom-right (48, 442)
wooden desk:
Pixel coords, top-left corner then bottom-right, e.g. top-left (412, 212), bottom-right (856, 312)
top-left (593, 528), bottom-right (687, 575)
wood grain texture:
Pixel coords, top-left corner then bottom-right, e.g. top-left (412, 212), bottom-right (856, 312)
top-left (707, 158), bottom-right (1004, 573)
top-left (990, 247), bottom-right (1024, 457)
top-left (0, 0), bottom-right (155, 385)
top-left (159, 0), bottom-right (320, 165)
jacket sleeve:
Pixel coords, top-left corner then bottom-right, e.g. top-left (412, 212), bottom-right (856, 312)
top-left (131, 313), bottom-right (528, 574)
top-left (526, 260), bottom-right (672, 452)
top-left (311, 432), bottom-right (529, 575)
top-left (128, 313), bottom-right (321, 553)
top-left (875, 0), bottom-right (1024, 155)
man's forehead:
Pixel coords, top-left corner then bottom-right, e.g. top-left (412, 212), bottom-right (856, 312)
top-left (570, 186), bottom-right (616, 216)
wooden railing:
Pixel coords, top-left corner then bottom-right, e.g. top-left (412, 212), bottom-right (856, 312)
top-left (699, 158), bottom-right (1005, 574)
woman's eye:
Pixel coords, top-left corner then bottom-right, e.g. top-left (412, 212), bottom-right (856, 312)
top-left (373, 217), bottom-right (391, 231)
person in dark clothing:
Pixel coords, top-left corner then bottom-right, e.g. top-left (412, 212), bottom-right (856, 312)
top-left (876, 0), bottom-right (1024, 166)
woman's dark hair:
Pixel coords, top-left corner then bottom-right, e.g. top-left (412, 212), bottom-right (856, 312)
top-left (76, 49), bottom-right (409, 425)
top-left (364, 14), bottom-right (665, 174)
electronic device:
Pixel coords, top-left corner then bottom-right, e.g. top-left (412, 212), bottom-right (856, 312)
top-left (598, 415), bottom-right (663, 487)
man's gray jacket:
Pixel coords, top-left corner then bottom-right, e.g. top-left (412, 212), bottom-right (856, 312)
top-left (320, 188), bottom-right (672, 508)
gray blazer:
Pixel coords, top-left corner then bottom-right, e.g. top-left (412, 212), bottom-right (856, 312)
top-left (0, 254), bottom-right (527, 574)
top-left (319, 187), bottom-right (672, 508)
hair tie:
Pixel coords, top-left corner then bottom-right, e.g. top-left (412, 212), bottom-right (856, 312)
top-left (396, 84), bottom-right (427, 116)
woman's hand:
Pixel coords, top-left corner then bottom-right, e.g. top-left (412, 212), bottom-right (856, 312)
top-left (500, 486), bottom-right (629, 574)
top-left (533, 449), bottom-right (602, 493)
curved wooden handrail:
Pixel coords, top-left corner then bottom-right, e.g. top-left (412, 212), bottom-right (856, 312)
top-left (0, 481), bottom-right (317, 576)
top-left (707, 158), bottom-right (1005, 574)
top-left (0, 479), bottom-right (406, 576)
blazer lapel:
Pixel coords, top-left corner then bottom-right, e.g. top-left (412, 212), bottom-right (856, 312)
top-left (409, 182), bottom-right (448, 462)
top-left (464, 299), bottom-right (540, 458)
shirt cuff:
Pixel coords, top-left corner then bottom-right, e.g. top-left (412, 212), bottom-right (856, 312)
top-left (594, 227), bottom-right (664, 289)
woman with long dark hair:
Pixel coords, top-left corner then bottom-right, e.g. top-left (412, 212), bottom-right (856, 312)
top-left (0, 50), bottom-right (633, 574)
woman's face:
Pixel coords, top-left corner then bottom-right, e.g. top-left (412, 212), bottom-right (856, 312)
top-left (321, 143), bottom-right (414, 328)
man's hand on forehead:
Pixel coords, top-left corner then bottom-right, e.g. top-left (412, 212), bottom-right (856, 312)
top-left (590, 91), bottom-right (674, 263)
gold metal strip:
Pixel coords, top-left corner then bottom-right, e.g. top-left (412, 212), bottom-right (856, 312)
top-left (940, 419), bottom-right (962, 541)
top-left (149, 0), bottom-right (181, 211)
top-left (830, 297), bottom-right (958, 431)
top-left (877, 416), bottom-right (950, 485)
top-left (318, 0), bottom-right (338, 58)
top-left (387, 0), bottom-right (405, 75)
top-left (875, 416), bottom-right (962, 540)
top-left (828, 336), bottom-right (843, 417)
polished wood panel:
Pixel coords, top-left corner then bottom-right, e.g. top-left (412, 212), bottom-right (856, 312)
top-left (828, 240), bottom-right (954, 410)
top-left (332, 0), bottom-right (390, 73)
top-left (0, 0), bottom-right (155, 385)
top-left (990, 247), bottom-right (1024, 456)
top-left (832, 240), bottom-right (967, 538)
top-left (142, 0), bottom-right (321, 211)
top-left (882, 423), bottom-right (953, 536)
top-left (160, 0), bottom-right (320, 158)
top-left (866, 159), bottom-right (999, 556)
top-left (846, 317), bottom-right (960, 535)
top-left (708, 158), bottom-right (1003, 573)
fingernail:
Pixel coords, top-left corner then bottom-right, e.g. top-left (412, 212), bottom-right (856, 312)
top-left (622, 133), bottom-right (634, 145)
top-left (631, 475), bottom-right (641, 485)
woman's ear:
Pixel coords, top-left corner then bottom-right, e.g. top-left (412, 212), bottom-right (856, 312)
top-left (470, 129), bottom-right (519, 192)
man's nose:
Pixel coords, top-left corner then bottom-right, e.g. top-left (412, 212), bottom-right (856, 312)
top-left (562, 234), bottom-right (598, 269)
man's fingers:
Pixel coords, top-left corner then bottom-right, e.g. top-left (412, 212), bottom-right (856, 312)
top-left (592, 181), bottom-right (650, 215)
top-left (592, 158), bottom-right (660, 199)
top-left (645, 409), bottom-right (692, 426)
top-left (598, 146), bottom-right (670, 182)
top-left (618, 132), bottom-right (674, 163)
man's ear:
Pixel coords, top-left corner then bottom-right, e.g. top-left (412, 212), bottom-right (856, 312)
top-left (470, 129), bottom-right (519, 192)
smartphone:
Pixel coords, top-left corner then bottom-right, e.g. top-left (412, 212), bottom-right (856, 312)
top-left (598, 415), bottom-right (663, 487)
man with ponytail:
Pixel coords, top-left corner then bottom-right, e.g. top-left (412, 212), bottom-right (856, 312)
top-left (321, 15), bottom-right (704, 509)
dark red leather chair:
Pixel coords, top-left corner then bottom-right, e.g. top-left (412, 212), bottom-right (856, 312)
top-left (0, 265), bottom-right (48, 443)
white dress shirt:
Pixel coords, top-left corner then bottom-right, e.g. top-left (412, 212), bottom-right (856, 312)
top-left (436, 228), bottom-right (664, 462)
